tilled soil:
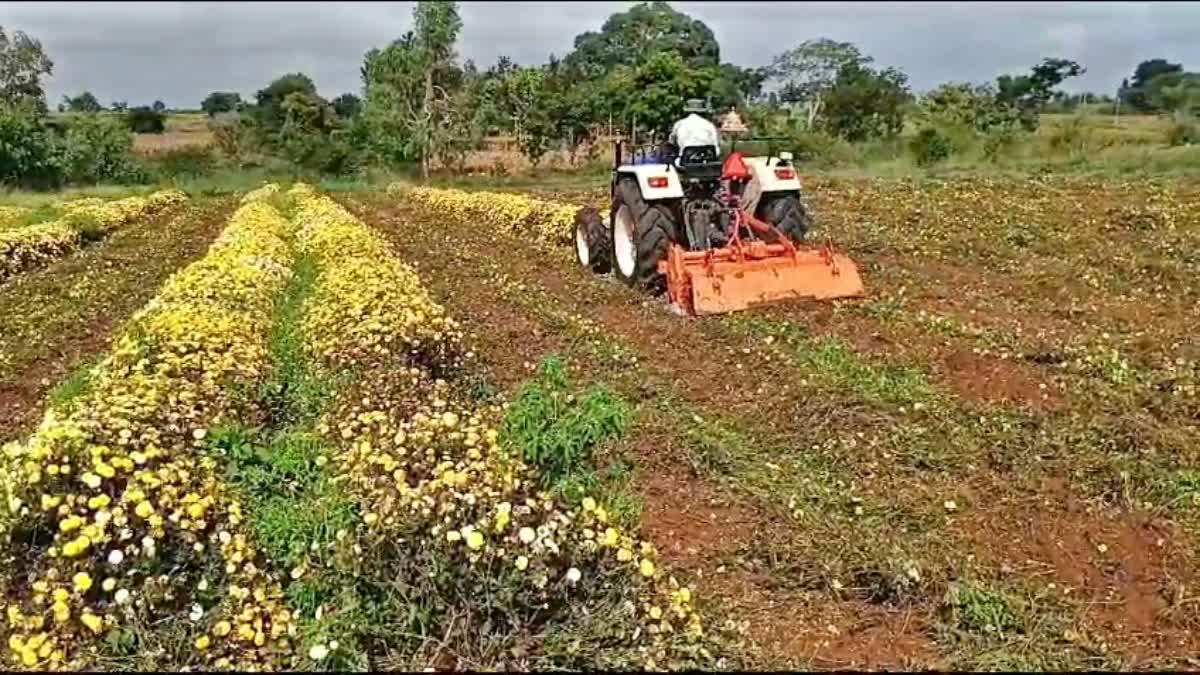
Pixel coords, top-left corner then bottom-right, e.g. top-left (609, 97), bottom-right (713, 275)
top-left (0, 198), bottom-right (232, 443)
top-left (343, 191), bottom-right (1199, 670)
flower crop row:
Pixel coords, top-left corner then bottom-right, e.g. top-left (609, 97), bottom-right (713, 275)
top-left (0, 190), bottom-right (190, 284)
top-left (0, 206), bottom-right (31, 228)
top-left (1, 187), bottom-right (295, 671)
top-left (389, 183), bottom-right (579, 253)
top-left (291, 185), bottom-right (710, 669)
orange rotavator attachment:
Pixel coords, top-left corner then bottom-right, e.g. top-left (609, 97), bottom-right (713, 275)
top-left (659, 237), bottom-right (865, 316)
top-left (657, 162), bottom-right (865, 315)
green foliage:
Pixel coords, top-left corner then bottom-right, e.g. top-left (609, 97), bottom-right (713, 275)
top-left (944, 582), bottom-right (1024, 634)
top-left (0, 26), bottom-right (54, 113)
top-left (254, 73), bottom-right (318, 131)
top-left (911, 127), bottom-right (952, 166)
top-left (564, 0), bottom-right (719, 76)
top-left (110, 100), bottom-right (127, 113)
top-left (768, 38), bottom-right (866, 129)
top-left (994, 58), bottom-right (1084, 131)
top-left (200, 90), bottom-right (241, 117)
top-left (822, 61), bottom-right (910, 142)
top-left (361, 2), bottom-right (468, 176)
top-left (1124, 58), bottom-right (1184, 112)
top-left (149, 145), bottom-right (219, 179)
top-left (57, 113), bottom-right (147, 184)
top-left (0, 104), bottom-right (63, 188)
top-left (1166, 114), bottom-right (1200, 146)
top-left (125, 106), bottom-right (166, 134)
top-left (331, 92), bottom-right (361, 118)
top-left (62, 90), bottom-right (102, 113)
top-left (152, 100), bottom-right (166, 113)
top-left (626, 50), bottom-right (714, 137)
top-left (501, 356), bottom-right (632, 487)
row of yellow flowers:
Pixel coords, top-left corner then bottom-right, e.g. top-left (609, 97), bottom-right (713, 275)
top-left (1, 187), bottom-right (295, 671)
top-left (0, 190), bottom-right (189, 284)
top-left (389, 183), bottom-right (578, 253)
top-left (289, 186), bottom-right (708, 669)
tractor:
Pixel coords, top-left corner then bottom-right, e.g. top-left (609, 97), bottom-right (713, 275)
top-left (574, 139), bottom-right (864, 315)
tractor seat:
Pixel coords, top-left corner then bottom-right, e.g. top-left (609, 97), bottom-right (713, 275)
top-left (675, 146), bottom-right (723, 183)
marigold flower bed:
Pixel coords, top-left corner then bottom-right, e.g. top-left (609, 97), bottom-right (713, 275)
top-left (0, 190), bottom-right (189, 284)
top-left (1, 187), bottom-right (295, 671)
top-left (389, 183), bottom-right (578, 253)
top-left (290, 185), bottom-right (714, 669)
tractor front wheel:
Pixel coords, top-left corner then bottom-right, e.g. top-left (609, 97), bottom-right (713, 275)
top-left (612, 197), bottom-right (673, 291)
top-left (757, 194), bottom-right (811, 243)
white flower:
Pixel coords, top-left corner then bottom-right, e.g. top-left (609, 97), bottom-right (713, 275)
top-left (107, 549), bottom-right (124, 566)
top-left (518, 527), bottom-right (536, 544)
top-left (309, 644), bottom-right (329, 661)
top-left (189, 604), bottom-right (203, 622)
top-left (115, 589), bottom-right (131, 605)
top-left (566, 567), bottom-right (582, 584)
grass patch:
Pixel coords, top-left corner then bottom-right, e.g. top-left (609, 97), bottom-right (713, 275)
top-left (47, 354), bottom-right (101, 408)
top-left (724, 313), bottom-right (939, 408)
top-left (501, 355), bottom-right (632, 489)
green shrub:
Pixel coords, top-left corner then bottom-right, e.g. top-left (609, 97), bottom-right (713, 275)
top-left (125, 106), bottom-right (166, 134)
top-left (1165, 115), bottom-right (1199, 146)
top-left (0, 106), bottom-right (64, 189)
top-left (58, 113), bottom-right (147, 184)
top-left (501, 356), bottom-right (631, 487)
top-left (150, 145), bottom-right (219, 179)
top-left (910, 127), bottom-right (952, 166)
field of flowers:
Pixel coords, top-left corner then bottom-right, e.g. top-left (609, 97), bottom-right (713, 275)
top-left (393, 184), bottom-right (578, 253)
top-left (0, 183), bottom-right (723, 671)
top-left (0, 190), bottom-right (189, 284)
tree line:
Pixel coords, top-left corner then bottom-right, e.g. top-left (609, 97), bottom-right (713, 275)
top-left (3, 2), bottom-right (1199, 187)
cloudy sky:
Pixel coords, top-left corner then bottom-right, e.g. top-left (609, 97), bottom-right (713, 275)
top-left (1, 1), bottom-right (1196, 108)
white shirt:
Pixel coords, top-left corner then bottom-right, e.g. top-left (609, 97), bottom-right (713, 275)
top-left (670, 113), bottom-right (720, 152)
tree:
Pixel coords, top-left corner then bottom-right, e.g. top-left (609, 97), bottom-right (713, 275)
top-left (63, 91), bottom-right (102, 113)
top-left (767, 39), bottom-right (867, 129)
top-left (201, 91), bottom-right (241, 116)
top-left (821, 61), bottom-right (910, 141)
top-left (331, 93), bottom-right (362, 118)
top-left (994, 58), bottom-right (1084, 130)
top-left (254, 73), bottom-right (318, 131)
top-left (710, 63), bottom-right (767, 111)
top-left (564, 1), bottom-right (719, 77)
top-left (0, 27), bottom-right (54, 112)
top-left (110, 100), bottom-right (127, 112)
top-left (625, 50), bottom-right (714, 138)
top-left (1146, 71), bottom-right (1200, 115)
top-left (125, 106), bottom-right (166, 133)
top-left (152, 100), bottom-right (166, 113)
top-left (1124, 58), bottom-right (1184, 111)
top-left (362, 1), bottom-right (466, 177)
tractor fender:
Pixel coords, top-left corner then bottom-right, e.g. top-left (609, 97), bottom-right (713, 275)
top-left (741, 156), bottom-right (802, 217)
top-left (616, 164), bottom-right (684, 201)
top-left (743, 156), bottom-right (802, 195)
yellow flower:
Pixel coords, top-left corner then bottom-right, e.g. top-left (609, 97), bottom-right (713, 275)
top-left (581, 497), bottom-right (597, 512)
top-left (617, 548), bottom-right (633, 562)
top-left (213, 620), bottom-right (232, 637)
top-left (648, 606), bottom-right (663, 620)
top-left (194, 635), bottom-right (210, 650)
top-left (639, 559), bottom-right (656, 578)
top-left (72, 572), bottom-right (93, 592)
top-left (515, 555), bottom-right (529, 571)
top-left (80, 613), bottom-right (104, 634)
top-left (603, 528), bottom-right (619, 547)
top-left (465, 530), bottom-right (485, 550)
top-left (134, 501), bottom-right (154, 519)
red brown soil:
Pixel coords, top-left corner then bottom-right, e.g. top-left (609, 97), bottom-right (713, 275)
top-left (0, 200), bottom-right (231, 442)
top-left (951, 477), bottom-right (1200, 665)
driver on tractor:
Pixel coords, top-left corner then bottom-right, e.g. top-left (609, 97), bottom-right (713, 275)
top-left (668, 99), bottom-right (720, 167)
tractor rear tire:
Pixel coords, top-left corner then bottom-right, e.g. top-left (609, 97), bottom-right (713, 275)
top-left (612, 188), bottom-right (673, 291)
top-left (574, 206), bottom-right (611, 273)
top-left (758, 194), bottom-right (810, 243)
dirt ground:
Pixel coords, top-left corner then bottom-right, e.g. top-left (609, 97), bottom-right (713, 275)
top-left (340, 176), bottom-right (1199, 670)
